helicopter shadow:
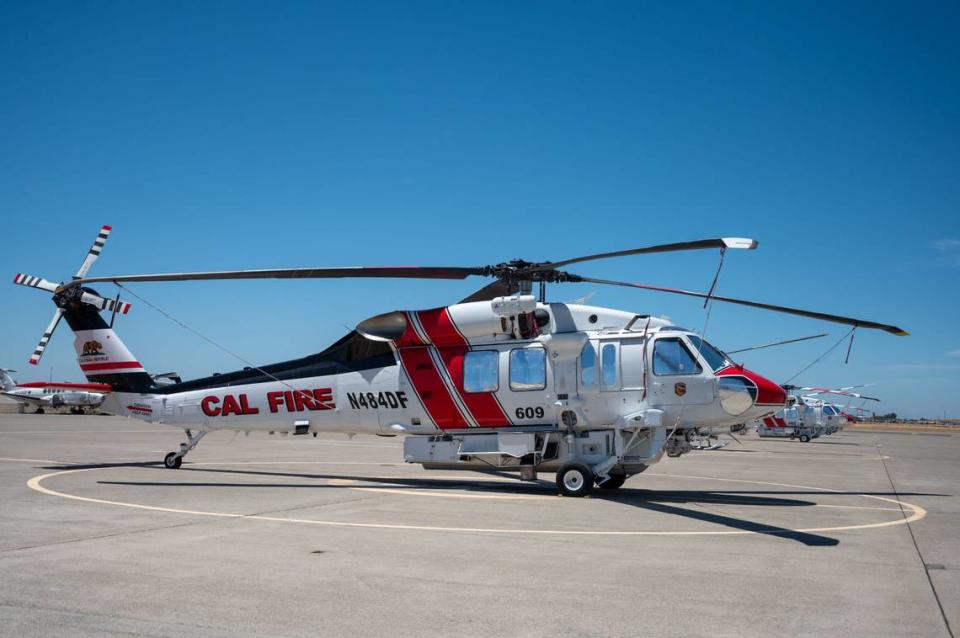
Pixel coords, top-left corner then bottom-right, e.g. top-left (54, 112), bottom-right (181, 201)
top-left (71, 463), bottom-right (948, 547)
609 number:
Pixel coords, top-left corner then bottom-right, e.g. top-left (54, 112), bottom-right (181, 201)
top-left (515, 406), bottom-right (545, 420)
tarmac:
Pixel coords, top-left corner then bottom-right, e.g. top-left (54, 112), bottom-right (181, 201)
top-left (0, 414), bottom-right (956, 637)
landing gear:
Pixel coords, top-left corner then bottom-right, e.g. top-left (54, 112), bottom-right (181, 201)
top-left (162, 429), bottom-right (207, 470)
top-left (597, 474), bottom-right (626, 490)
top-left (35, 407), bottom-right (44, 414)
top-left (557, 462), bottom-right (594, 497)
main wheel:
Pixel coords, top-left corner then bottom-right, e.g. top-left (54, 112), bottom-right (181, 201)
top-left (164, 452), bottom-right (183, 469)
top-left (35, 408), bottom-right (44, 414)
top-left (597, 474), bottom-right (626, 490)
top-left (799, 434), bottom-right (811, 443)
top-left (557, 462), bottom-right (594, 497)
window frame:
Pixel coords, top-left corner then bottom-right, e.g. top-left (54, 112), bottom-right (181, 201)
top-left (579, 342), bottom-right (597, 390)
top-left (685, 334), bottom-right (731, 372)
top-left (651, 337), bottom-right (703, 377)
top-left (600, 342), bottom-right (619, 391)
top-left (619, 338), bottom-right (647, 390)
top-left (509, 346), bottom-right (547, 392)
top-left (462, 350), bottom-right (500, 394)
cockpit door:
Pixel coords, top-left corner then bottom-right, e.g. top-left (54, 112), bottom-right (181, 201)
top-left (648, 336), bottom-right (715, 405)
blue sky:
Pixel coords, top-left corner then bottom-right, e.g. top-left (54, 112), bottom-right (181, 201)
top-left (2, 1), bottom-right (958, 418)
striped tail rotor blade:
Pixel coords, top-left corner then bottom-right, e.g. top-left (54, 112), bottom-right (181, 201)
top-left (12, 273), bottom-right (59, 293)
top-left (74, 225), bottom-right (112, 279)
top-left (29, 308), bottom-right (64, 365)
top-left (80, 291), bottom-right (132, 315)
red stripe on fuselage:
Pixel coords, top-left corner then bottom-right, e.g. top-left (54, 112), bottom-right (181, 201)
top-left (79, 361), bottom-right (144, 371)
top-left (417, 308), bottom-right (511, 427)
top-left (396, 346), bottom-right (469, 429)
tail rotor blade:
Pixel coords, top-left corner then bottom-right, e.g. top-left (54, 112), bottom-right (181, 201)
top-left (74, 225), bottom-right (112, 279)
top-left (29, 308), bottom-right (64, 365)
top-left (12, 273), bottom-right (59, 294)
top-left (80, 291), bottom-right (132, 315)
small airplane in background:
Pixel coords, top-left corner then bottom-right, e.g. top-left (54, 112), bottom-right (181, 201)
top-left (0, 368), bottom-right (110, 414)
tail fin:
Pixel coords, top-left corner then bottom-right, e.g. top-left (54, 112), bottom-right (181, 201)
top-left (0, 368), bottom-right (16, 391)
top-left (61, 291), bottom-right (154, 393)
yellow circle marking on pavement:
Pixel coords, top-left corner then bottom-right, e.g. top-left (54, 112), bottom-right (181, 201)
top-left (25, 465), bottom-right (926, 536)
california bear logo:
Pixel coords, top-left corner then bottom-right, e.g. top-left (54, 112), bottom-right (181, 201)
top-left (81, 340), bottom-right (104, 356)
top-left (674, 382), bottom-right (687, 397)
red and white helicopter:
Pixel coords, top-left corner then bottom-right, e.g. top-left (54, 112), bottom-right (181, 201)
top-left (13, 227), bottom-right (907, 496)
top-left (755, 386), bottom-right (880, 441)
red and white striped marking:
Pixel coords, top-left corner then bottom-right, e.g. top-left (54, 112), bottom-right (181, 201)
top-left (395, 307), bottom-right (511, 430)
top-left (79, 361), bottom-right (146, 373)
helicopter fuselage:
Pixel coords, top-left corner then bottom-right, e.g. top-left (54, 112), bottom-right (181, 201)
top-left (98, 298), bottom-right (786, 477)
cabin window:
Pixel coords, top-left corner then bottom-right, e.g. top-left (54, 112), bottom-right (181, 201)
top-left (601, 343), bottom-right (618, 388)
top-left (463, 351), bottom-right (499, 393)
top-left (620, 339), bottom-right (646, 389)
top-left (652, 338), bottom-right (702, 376)
top-left (510, 347), bottom-right (546, 391)
top-left (686, 335), bottom-right (730, 372)
top-left (579, 343), bottom-right (597, 389)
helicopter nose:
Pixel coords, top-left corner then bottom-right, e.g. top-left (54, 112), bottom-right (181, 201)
top-left (715, 367), bottom-right (787, 416)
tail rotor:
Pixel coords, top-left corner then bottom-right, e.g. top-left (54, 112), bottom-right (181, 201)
top-left (12, 225), bottom-right (133, 366)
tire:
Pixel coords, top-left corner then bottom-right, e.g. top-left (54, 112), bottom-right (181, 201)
top-left (597, 474), bottom-right (626, 490)
top-left (35, 408), bottom-right (44, 414)
top-left (164, 452), bottom-right (183, 469)
top-left (799, 434), bottom-right (810, 443)
top-left (556, 462), bottom-right (594, 497)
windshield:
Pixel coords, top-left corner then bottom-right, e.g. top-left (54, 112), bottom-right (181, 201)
top-left (685, 335), bottom-right (731, 372)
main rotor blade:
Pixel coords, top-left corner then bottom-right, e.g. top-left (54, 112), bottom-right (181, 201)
top-left (29, 308), bottom-right (64, 365)
top-left (800, 384), bottom-right (873, 393)
top-left (530, 238), bottom-right (757, 272)
top-left (575, 276), bottom-right (908, 336)
top-left (61, 266), bottom-right (489, 291)
top-left (800, 388), bottom-right (881, 401)
top-left (726, 333), bottom-right (829, 354)
top-left (74, 225), bottom-right (112, 279)
top-left (13, 273), bottom-right (59, 294)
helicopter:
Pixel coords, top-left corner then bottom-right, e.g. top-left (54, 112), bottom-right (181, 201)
top-left (755, 386), bottom-right (880, 441)
top-left (12, 227), bottom-right (907, 496)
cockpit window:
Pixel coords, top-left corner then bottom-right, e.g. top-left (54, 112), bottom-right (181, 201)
top-left (685, 335), bottom-right (730, 372)
top-left (652, 338), bottom-right (702, 376)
